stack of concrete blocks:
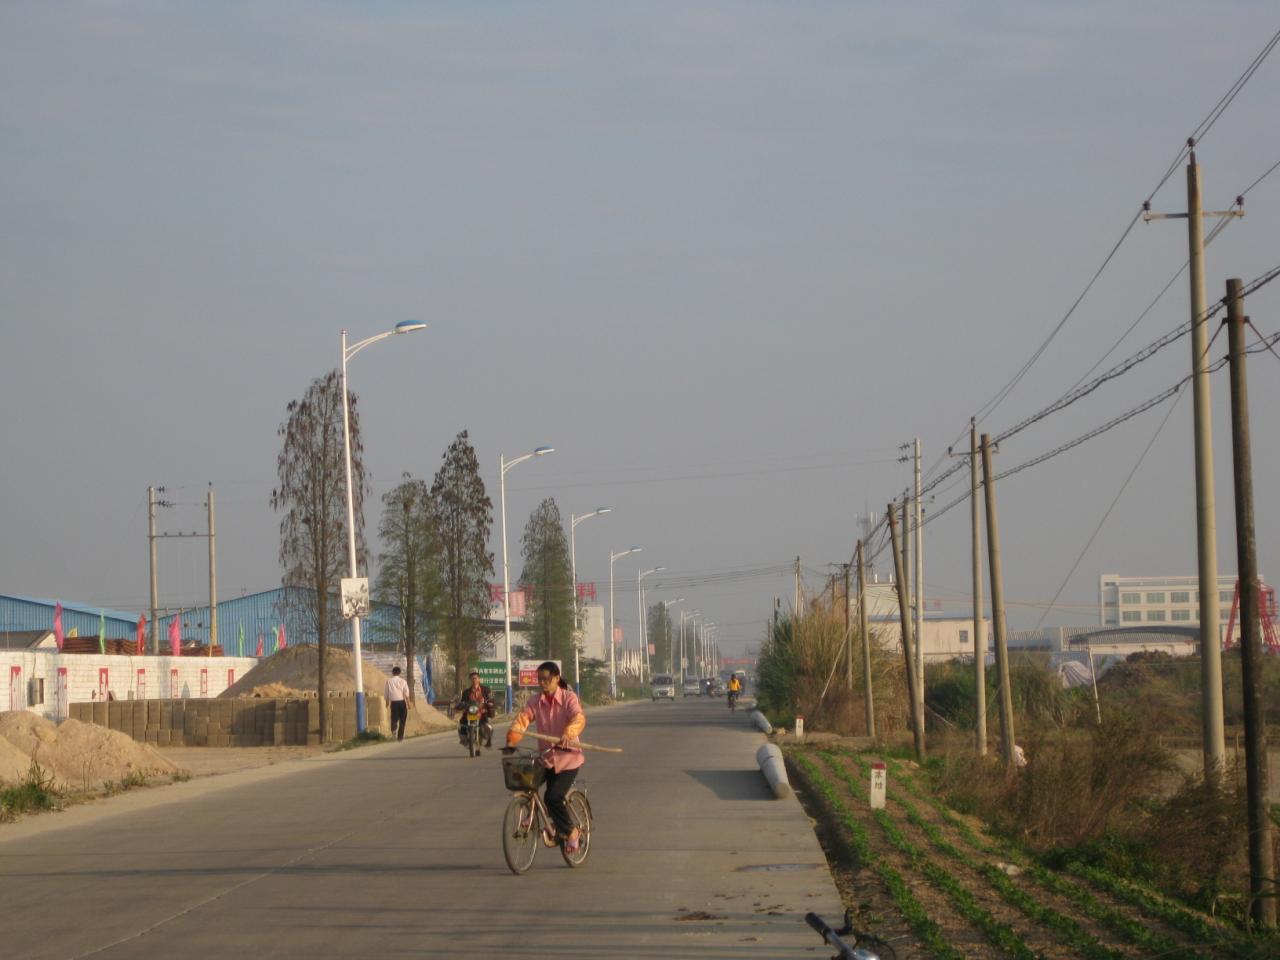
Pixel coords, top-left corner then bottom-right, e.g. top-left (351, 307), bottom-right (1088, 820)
top-left (70, 694), bottom-right (391, 746)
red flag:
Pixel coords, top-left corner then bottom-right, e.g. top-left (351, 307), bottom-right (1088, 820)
top-left (277, 623), bottom-right (287, 650)
top-left (168, 616), bottom-right (181, 657)
top-left (136, 615), bottom-right (146, 656)
top-left (54, 603), bottom-right (65, 652)
top-left (256, 633), bottom-right (265, 657)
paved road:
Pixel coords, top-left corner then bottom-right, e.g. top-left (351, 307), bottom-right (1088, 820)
top-left (2, 697), bottom-right (842, 958)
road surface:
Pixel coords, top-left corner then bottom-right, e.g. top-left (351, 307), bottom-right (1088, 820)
top-left (2, 696), bottom-right (843, 958)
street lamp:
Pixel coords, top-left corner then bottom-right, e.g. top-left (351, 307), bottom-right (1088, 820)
top-left (679, 609), bottom-right (699, 684)
top-left (341, 320), bottom-right (426, 733)
top-left (608, 546), bottom-right (642, 698)
top-left (637, 566), bottom-right (665, 684)
top-left (570, 507), bottom-right (612, 692)
top-left (500, 445), bottom-right (555, 712)
top-left (661, 598), bottom-right (685, 674)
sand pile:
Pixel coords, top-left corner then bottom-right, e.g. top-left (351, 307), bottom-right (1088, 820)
top-left (0, 711), bottom-right (179, 789)
top-left (0, 735), bottom-right (33, 786)
top-left (220, 645), bottom-right (452, 734)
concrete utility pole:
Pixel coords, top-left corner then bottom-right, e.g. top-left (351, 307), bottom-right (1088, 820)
top-left (207, 487), bottom-right (217, 656)
top-left (843, 562), bottom-right (853, 694)
top-left (888, 504), bottom-right (924, 761)
top-left (1143, 143), bottom-right (1241, 775)
top-left (970, 423), bottom-right (988, 756)
top-left (856, 539), bottom-right (875, 738)
top-left (913, 438), bottom-right (924, 722)
top-left (1224, 276), bottom-right (1276, 928)
top-left (980, 435), bottom-right (1016, 769)
top-left (148, 486), bottom-right (159, 654)
top-left (794, 556), bottom-right (802, 618)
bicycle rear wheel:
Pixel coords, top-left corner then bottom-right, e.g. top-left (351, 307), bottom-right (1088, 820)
top-left (502, 793), bottom-right (538, 874)
top-left (559, 789), bottom-right (592, 868)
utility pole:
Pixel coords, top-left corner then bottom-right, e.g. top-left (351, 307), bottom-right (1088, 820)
top-left (207, 486), bottom-right (217, 656)
top-left (970, 423), bottom-right (988, 756)
top-left (1224, 276), bottom-right (1276, 928)
top-left (888, 503), bottom-right (924, 761)
top-left (981, 435), bottom-right (1016, 769)
top-left (1143, 143), bottom-right (1241, 775)
top-left (148, 486), bottom-right (159, 654)
top-left (794, 556), bottom-right (802, 618)
top-left (857, 539), bottom-right (874, 738)
top-left (843, 562), bottom-right (853, 693)
top-left (913, 438), bottom-right (924, 725)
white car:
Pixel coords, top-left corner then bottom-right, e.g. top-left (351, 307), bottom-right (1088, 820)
top-left (651, 675), bottom-right (676, 701)
top-left (681, 678), bottom-right (703, 697)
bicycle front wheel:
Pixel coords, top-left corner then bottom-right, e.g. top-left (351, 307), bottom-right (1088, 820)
top-left (559, 789), bottom-right (593, 868)
top-left (502, 793), bottom-right (538, 874)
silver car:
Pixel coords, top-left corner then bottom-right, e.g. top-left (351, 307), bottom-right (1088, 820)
top-left (681, 678), bottom-right (703, 697)
top-left (651, 674), bottom-right (676, 701)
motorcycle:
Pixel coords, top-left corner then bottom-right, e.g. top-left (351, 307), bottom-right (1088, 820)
top-left (459, 702), bottom-right (492, 757)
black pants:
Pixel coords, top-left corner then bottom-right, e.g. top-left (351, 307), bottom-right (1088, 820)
top-left (390, 700), bottom-right (408, 741)
top-left (542, 767), bottom-right (579, 837)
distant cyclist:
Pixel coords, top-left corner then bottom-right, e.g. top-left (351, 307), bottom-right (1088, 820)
top-left (505, 661), bottom-right (586, 852)
top-left (727, 674), bottom-right (742, 708)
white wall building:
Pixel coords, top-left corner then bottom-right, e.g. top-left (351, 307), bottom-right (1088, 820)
top-left (1098, 573), bottom-right (1257, 638)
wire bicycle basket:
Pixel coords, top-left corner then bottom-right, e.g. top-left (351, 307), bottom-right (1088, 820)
top-left (502, 750), bottom-right (547, 791)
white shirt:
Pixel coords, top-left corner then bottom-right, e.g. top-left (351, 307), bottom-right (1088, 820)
top-left (385, 676), bottom-right (411, 702)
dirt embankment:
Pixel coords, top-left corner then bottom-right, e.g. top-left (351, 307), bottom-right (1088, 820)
top-left (219, 645), bottom-right (453, 734)
top-left (0, 711), bottom-right (179, 789)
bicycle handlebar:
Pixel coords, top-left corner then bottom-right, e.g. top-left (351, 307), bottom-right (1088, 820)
top-left (804, 912), bottom-right (858, 960)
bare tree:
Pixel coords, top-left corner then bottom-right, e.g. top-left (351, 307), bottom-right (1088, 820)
top-left (271, 370), bottom-right (367, 740)
top-left (430, 431), bottom-right (493, 691)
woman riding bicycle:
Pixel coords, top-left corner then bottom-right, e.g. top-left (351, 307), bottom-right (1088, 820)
top-left (504, 661), bottom-right (586, 852)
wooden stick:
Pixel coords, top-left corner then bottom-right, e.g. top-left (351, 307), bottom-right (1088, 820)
top-left (515, 730), bottom-right (623, 753)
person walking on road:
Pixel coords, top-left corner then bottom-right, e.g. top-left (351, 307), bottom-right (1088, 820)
top-left (385, 666), bottom-right (411, 741)
top-left (505, 661), bottom-right (586, 852)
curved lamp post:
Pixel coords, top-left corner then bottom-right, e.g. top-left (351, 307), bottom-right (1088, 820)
top-left (341, 320), bottom-right (426, 733)
top-left (570, 507), bottom-right (611, 692)
top-left (637, 566), bottom-right (665, 684)
top-left (608, 546), bottom-right (642, 698)
top-left (500, 445), bottom-right (555, 712)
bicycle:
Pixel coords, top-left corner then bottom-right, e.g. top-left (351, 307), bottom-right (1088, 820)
top-left (805, 910), bottom-right (897, 960)
top-left (727, 689), bottom-right (739, 711)
top-left (500, 747), bottom-right (592, 875)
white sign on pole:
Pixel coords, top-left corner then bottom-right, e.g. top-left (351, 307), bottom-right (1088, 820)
top-left (794, 715), bottom-right (805, 741)
top-left (340, 577), bottom-right (371, 619)
top-left (869, 761), bottom-right (887, 809)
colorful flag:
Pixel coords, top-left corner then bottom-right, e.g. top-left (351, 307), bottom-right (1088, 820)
top-left (54, 602), bottom-right (64, 651)
top-left (98, 609), bottom-right (106, 655)
top-left (136, 615), bottom-right (146, 656)
top-left (276, 623), bottom-right (287, 651)
top-left (168, 616), bottom-right (181, 657)
top-left (237, 622), bottom-right (245, 658)
top-left (256, 632), bottom-right (264, 657)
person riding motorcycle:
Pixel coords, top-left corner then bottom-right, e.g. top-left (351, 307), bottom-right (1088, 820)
top-left (457, 671), bottom-right (495, 748)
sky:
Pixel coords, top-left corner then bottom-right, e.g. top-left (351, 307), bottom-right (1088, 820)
top-left (3, 2), bottom-right (1279, 657)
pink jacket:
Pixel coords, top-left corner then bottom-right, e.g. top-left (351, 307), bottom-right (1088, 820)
top-left (506, 685), bottom-right (586, 773)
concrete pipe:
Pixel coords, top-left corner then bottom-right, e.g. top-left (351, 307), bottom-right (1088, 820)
top-left (750, 710), bottom-right (773, 735)
top-left (756, 742), bottom-right (792, 799)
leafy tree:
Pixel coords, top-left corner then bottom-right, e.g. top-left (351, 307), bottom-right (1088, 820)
top-left (647, 601), bottom-right (673, 675)
top-left (271, 370), bottom-right (367, 739)
top-left (430, 431), bottom-right (494, 691)
top-left (518, 498), bottom-right (574, 662)
top-left (373, 474), bottom-right (444, 702)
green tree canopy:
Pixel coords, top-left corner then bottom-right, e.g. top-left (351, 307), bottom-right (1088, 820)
top-left (519, 498), bottom-right (575, 663)
top-left (374, 473), bottom-right (444, 700)
top-left (430, 430), bottom-right (494, 691)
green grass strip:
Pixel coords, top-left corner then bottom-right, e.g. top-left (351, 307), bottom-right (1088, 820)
top-left (790, 752), bottom-right (967, 960)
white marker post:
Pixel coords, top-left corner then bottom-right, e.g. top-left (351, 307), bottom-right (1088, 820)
top-left (794, 715), bottom-right (804, 742)
top-left (869, 761), bottom-right (887, 809)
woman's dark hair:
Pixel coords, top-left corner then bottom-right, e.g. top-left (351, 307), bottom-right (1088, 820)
top-left (537, 660), bottom-right (569, 689)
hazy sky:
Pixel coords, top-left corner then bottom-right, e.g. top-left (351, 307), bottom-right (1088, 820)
top-left (3, 2), bottom-right (1278, 655)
